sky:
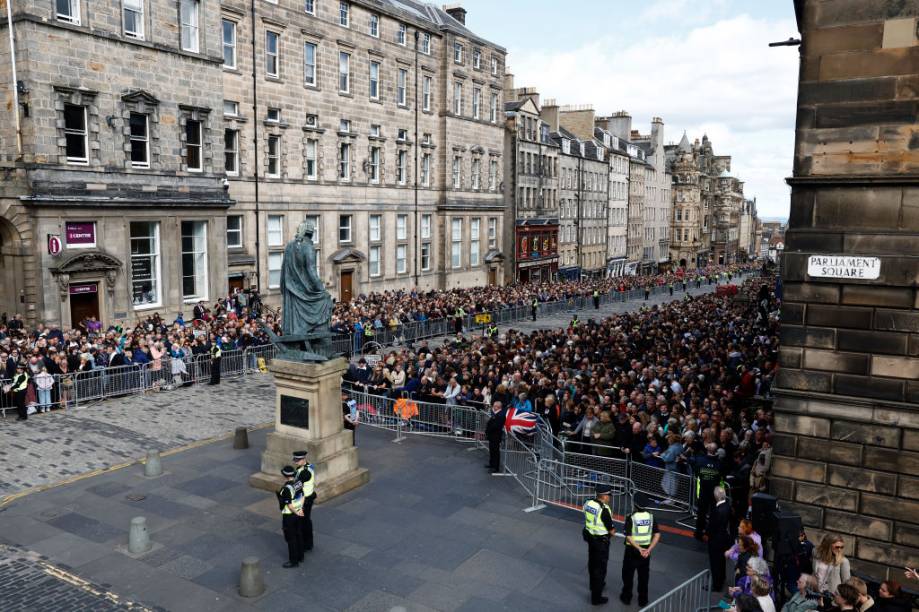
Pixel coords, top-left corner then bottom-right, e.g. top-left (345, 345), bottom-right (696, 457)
top-left (459, 0), bottom-right (799, 220)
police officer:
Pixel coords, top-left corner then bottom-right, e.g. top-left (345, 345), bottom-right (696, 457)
top-left (692, 442), bottom-right (725, 540)
top-left (571, 314), bottom-right (580, 329)
top-left (583, 483), bottom-right (616, 605)
top-left (292, 450), bottom-right (316, 552)
top-left (208, 335), bottom-right (222, 385)
top-left (620, 508), bottom-right (661, 606)
top-left (531, 297), bottom-right (539, 322)
top-left (11, 362), bottom-right (30, 421)
top-left (593, 289), bottom-right (600, 310)
top-left (277, 465), bottom-right (304, 567)
top-left (484, 321), bottom-right (499, 339)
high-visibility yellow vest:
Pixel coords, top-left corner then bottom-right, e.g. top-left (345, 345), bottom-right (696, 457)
top-left (630, 511), bottom-right (654, 547)
top-left (296, 464), bottom-right (316, 497)
top-left (211, 344), bottom-right (222, 358)
top-left (12, 372), bottom-right (29, 392)
top-left (583, 499), bottom-right (611, 536)
top-left (280, 482), bottom-right (304, 515)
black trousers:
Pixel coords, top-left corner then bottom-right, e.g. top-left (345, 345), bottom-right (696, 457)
top-left (15, 390), bottom-right (27, 419)
top-left (695, 487), bottom-right (714, 537)
top-left (531, 308), bottom-right (537, 321)
top-left (282, 513), bottom-right (303, 564)
top-left (300, 494), bottom-right (315, 551)
top-left (587, 535), bottom-right (610, 601)
top-left (593, 297), bottom-right (600, 309)
top-left (621, 547), bottom-right (650, 603)
top-left (708, 541), bottom-right (728, 591)
top-left (210, 357), bottom-right (221, 384)
top-left (488, 436), bottom-right (501, 470)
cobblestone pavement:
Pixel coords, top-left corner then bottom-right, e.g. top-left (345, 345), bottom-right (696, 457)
top-left (0, 544), bottom-right (154, 611)
top-left (0, 376), bottom-right (275, 497)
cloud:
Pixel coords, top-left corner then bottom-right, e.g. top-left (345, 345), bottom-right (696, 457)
top-left (506, 14), bottom-right (798, 218)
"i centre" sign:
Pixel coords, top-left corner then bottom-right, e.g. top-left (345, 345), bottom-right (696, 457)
top-left (807, 255), bottom-right (881, 280)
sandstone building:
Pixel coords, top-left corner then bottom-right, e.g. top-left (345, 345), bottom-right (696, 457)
top-left (774, 0), bottom-right (919, 580)
top-left (502, 84), bottom-right (558, 283)
top-left (0, 0), bottom-right (507, 324)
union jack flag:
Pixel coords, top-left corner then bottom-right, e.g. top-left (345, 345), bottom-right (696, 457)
top-left (503, 408), bottom-right (538, 436)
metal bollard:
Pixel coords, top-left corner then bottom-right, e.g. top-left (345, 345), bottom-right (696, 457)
top-left (233, 427), bottom-right (249, 449)
top-left (144, 450), bottom-right (163, 477)
top-left (128, 516), bottom-right (151, 554)
top-left (239, 557), bottom-right (265, 598)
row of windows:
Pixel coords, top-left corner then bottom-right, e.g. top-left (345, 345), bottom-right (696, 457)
top-left (63, 104), bottom-right (203, 170)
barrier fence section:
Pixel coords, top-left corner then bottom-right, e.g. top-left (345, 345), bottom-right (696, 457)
top-left (341, 383), bottom-right (637, 520)
top-left (0, 344), bottom-right (280, 417)
top-left (638, 569), bottom-right (712, 612)
top-left (559, 440), bottom-right (693, 513)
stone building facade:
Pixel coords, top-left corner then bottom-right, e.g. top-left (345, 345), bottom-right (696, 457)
top-left (773, 0), bottom-right (919, 580)
top-left (631, 118), bottom-right (672, 273)
top-left (598, 130), bottom-right (629, 278)
top-left (503, 84), bottom-right (558, 283)
top-left (221, 0), bottom-right (507, 303)
top-left (1, 0), bottom-right (231, 326)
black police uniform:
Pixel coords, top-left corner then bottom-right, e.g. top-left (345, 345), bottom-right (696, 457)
top-left (293, 454), bottom-right (317, 552)
top-left (277, 472), bottom-right (304, 565)
top-left (583, 489), bottom-right (615, 605)
top-left (692, 452), bottom-right (724, 538)
top-left (620, 511), bottom-right (660, 606)
top-left (209, 342), bottom-right (221, 385)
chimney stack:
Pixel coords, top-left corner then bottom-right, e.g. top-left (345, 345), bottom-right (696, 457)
top-left (443, 3), bottom-right (466, 25)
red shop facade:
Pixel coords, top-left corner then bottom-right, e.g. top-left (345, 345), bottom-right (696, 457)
top-left (514, 221), bottom-right (559, 284)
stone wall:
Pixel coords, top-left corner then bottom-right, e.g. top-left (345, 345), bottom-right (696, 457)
top-left (775, 0), bottom-right (919, 579)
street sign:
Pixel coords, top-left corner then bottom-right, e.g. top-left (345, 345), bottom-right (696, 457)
top-left (807, 255), bottom-right (880, 280)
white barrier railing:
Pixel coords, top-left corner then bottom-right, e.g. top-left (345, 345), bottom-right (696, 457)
top-left (639, 569), bottom-right (712, 612)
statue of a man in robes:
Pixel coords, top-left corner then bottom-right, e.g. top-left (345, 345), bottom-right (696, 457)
top-left (262, 220), bottom-right (337, 361)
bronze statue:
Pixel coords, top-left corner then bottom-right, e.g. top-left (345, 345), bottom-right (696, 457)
top-left (262, 221), bottom-right (339, 362)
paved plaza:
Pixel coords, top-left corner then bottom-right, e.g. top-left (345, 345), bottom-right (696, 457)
top-left (0, 426), bottom-right (712, 612)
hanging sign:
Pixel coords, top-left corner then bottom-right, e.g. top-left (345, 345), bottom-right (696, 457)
top-left (807, 255), bottom-right (881, 280)
top-left (48, 234), bottom-right (62, 256)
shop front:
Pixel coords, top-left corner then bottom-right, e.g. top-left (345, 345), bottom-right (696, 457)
top-left (514, 222), bottom-right (559, 284)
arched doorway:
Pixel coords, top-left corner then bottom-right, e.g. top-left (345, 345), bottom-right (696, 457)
top-left (0, 218), bottom-right (26, 320)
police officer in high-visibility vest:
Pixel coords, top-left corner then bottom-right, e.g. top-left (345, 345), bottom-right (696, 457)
top-left (583, 483), bottom-right (616, 605)
top-left (692, 442), bottom-right (725, 540)
top-left (292, 450), bottom-right (317, 552)
top-left (208, 335), bottom-right (222, 385)
top-left (485, 322), bottom-right (499, 339)
top-left (620, 509), bottom-right (661, 606)
top-left (11, 362), bottom-right (30, 421)
top-left (277, 465), bottom-right (305, 567)
top-left (531, 298), bottom-right (539, 322)
top-left (593, 289), bottom-right (600, 310)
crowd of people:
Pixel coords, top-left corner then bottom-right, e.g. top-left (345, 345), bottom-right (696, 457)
top-left (0, 288), bottom-right (273, 419)
top-left (330, 264), bottom-right (756, 339)
top-left (344, 272), bottom-right (778, 514)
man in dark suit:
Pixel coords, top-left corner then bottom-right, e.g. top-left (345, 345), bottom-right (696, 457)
top-left (706, 485), bottom-right (733, 592)
top-left (484, 401), bottom-right (505, 474)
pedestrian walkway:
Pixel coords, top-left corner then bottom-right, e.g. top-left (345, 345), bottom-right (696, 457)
top-left (0, 426), bottom-right (711, 612)
top-left (0, 376), bottom-right (275, 497)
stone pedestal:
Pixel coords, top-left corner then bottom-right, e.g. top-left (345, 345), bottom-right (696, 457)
top-left (249, 357), bottom-right (369, 499)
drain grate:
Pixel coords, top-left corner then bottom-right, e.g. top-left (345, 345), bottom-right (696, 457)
top-left (125, 494), bottom-right (146, 502)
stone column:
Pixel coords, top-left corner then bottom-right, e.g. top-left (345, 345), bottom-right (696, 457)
top-left (773, 1), bottom-right (919, 580)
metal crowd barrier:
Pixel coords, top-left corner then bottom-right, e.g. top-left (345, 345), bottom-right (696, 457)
top-left (534, 459), bottom-right (634, 522)
top-left (0, 345), bottom-right (280, 416)
top-left (638, 569), bottom-right (712, 612)
top-left (558, 440), bottom-right (692, 512)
